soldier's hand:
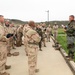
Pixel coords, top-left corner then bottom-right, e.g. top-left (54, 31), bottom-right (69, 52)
top-left (64, 29), bottom-right (66, 32)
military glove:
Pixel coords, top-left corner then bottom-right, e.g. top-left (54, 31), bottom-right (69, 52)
top-left (6, 34), bottom-right (13, 38)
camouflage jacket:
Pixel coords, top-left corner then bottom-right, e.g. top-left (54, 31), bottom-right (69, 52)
top-left (36, 28), bottom-right (43, 37)
top-left (66, 20), bottom-right (75, 36)
top-left (26, 28), bottom-right (41, 44)
top-left (0, 23), bottom-right (7, 42)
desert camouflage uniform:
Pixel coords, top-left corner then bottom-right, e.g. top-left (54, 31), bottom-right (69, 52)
top-left (41, 27), bottom-right (46, 47)
top-left (53, 25), bottom-right (58, 41)
top-left (26, 28), bottom-right (41, 75)
top-left (8, 26), bottom-right (16, 49)
top-left (5, 25), bottom-right (15, 55)
top-left (4, 25), bottom-right (12, 55)
top-left (46, 26), bottom-right (52, 42)
top-left (0, 23), bottom-right (8, 74)
top-left (16, 25), bottom-right (23, 47)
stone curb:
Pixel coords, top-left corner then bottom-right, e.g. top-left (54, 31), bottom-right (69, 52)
top-left (60, 48), bottom-right (75, 75)
top-left (51, 36), bottom-right (75, 75)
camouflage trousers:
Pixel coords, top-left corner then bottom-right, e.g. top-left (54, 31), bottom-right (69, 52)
top-left (46, 33), bottom-right (50, 42)
top-left (24, 38), bottom-right (28, 55)
top-left (54, 32), bottom-right (58, 40)
top-left (11, 37), bottom-right (15, 49)
top-left (67, 36), bottom-right (75, 58)
top-left (7, 38), bottom-right (12, 54)
top-left (27, 44), bottom-right (38, 75)
top-left (67, 36), bottom-right (75, 44)
top-left (42, 38), bottom-right (46, 47)
top-left (0, 42), bottom-right (7, 73)
top-left (16, 33), bottom-right (22, 47)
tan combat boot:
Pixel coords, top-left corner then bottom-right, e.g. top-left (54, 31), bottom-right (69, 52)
top-left (1, 72), bottom-right (10, 75)
top-left (35, 69), bottom-right (39, 73)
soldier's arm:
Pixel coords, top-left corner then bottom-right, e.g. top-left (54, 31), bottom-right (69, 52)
top-left (73, 22), bottom-right (75, 30)
top-left (23, 27), bottom-right (26, 37)
top-left (0, 35), bottom-right (7, 42)
top-left (64, 29), bottom-right (67, 32)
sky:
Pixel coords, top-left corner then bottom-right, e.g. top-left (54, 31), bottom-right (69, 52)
top-left (0, 0), bottom-right (75, 22)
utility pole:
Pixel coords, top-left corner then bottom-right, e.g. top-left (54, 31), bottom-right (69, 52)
top-left (46, 10), bottom-right (49, 25)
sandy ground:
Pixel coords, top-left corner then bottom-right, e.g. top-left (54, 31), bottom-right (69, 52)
top-left (6, 39), bottom-right (73, 75)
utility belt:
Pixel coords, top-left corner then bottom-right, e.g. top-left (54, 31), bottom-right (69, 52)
top-left (0, 41), bottom-right (7, 45)
top-left (28, 41), bottom-right (39, 45)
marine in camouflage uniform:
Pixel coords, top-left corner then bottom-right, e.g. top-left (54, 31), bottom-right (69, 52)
top-left (5, 21), bottom-right (14, 57)
top-left (46, 25), bottom-right (52, 42)
top-left (52, 23), bottom-right (58, 48)
top-left (9, 23), bottom-right (16, 49)
top-left (36, 25), bottom-right (43, 51)
top-left (53, 23), bottom-right (58, 41)
top-left (41, 23), bottom-right (46, 47)
top-left (16, 25), bottom-right (23, 47)
top-left (26, 21), bottom-right (41, 75)
top-left (0, 15), bottom-right (10, 75)
top-left (5, 20), bottom-right (11, 56)
top-left (65, 15), bottom-right (75, 59)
